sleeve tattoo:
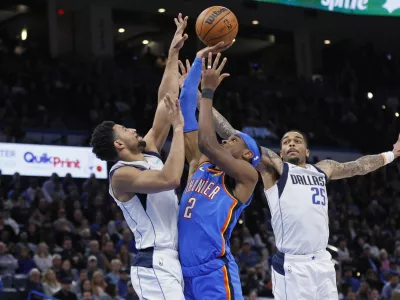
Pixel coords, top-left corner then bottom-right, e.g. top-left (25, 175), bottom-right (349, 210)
top-left (318, 154), bottom-right (385, 180)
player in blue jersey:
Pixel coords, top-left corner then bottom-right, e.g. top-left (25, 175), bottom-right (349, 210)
top-left (177, 49), bottom-right (261, 300)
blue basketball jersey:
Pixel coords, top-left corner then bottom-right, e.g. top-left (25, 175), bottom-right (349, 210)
top-left (178, 162), bottom-right (253, 269)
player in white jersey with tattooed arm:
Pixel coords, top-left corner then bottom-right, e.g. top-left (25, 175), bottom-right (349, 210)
top-left (176, 63), bottom-right (400, 299)
top-left (90, 14), bottom-right (188, 300)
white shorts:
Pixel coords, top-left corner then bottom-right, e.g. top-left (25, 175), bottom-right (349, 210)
top-left (271, 250), bottom-right (338, 300)
top-left (130, 248), bottom-right (184, 300)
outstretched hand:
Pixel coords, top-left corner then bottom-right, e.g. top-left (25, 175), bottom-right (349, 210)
top-left (179, 57), bottom-right (229, 90)
top-left (201, 52), bottom-right (229, 92)
top-left (164, 93), bottom-right (184, 129)
top-left (170, 13), bottom-right (188, 52)
top-left (393, 134), bottom-right (400, 158)
top-left (196, 40), bottom-right (234, 59)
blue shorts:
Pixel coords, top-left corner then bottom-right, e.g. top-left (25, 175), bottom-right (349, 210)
top-left (182, 255), bottom-right (243, 300)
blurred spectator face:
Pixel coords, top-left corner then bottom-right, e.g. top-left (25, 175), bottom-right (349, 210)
top-left (347, 291), bottom-right (356, 300)
top-left (29, 269), bottom-right (41, 283)
top-left (111, 260), bottom-right (121, 273)
top-left (123, 230), bottom-right (131, 241)
top-left (82, 292), bottom-right (93, 300)
top-left (359, 282), bottom-right (369, 294)
top-left (63, 239), bottom-right (72, 250)
top-left (62, 260), bottom-right (72, 271)
top-left (105, 241), bottom-right (114, 254)
top-left (38, 243), bottom-right (48, 256)
top-left (391, 275), bottom-right (400, 286)
top-left (20, 247), bottom-right (29, 258)
top-left (120, 244), bottom-right (128, 255)
top-left (248, 290), bottom-right (258, 300)
top-left (53, 255), bottom-right (62, 268)
top-left (79, 270), bottom-right (88, 281)
top-left (20, 232), bottom-right (28, 242)
top-left (344, 269), bottom-right (352, 279)
top-left (364, 246), bottom-right (371, 257)
top-left (339, 240), bottom-right (346, 249)
top-left (120, 271), bottom-right (129, 281)
top-left (62, 281), bottom-right (72, 291)
top-left (46, 269), bottom-right (57, 281)
top-left (51, 173), bottom-right (60, 183)
top-left (370, 289), bottom-right (379, 300)
top-left (0, 242), bottom-right (7, 254)
top-left (82, 279), bottom-right (92, 292)
top-left (73, 209), bottom-right (83, 222)
top-left (242, 243), bottom-right (251, 254)
top-left (93, 272), bottom-right (104, 285)
top-left (90, 240), bottom-right (99, 253)
top-left (58, 208), bottom-right (66, 219)
top-left (88, 257), bottom-right (97, 269)
top-left (380, 249), bottom-right (388, 260)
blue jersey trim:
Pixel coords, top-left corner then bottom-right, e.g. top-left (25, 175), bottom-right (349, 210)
top-left (277, 163), bottom-right (289, 198)
top-left (313, 164), bottom-right (329, 183)
top-left (144, 151), bottom-right (162, 160)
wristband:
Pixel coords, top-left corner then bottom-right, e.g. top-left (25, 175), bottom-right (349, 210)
top-left (381, 151), bottom-right (394, 165)
top-left (201, 88), bottom-right (214, 100)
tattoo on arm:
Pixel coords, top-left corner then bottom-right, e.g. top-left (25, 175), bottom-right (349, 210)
top-left (319, 155), bottom-right (385, 180)
top-left (261, 147), bottom-right (281, 161)
top-left (196, 91), bottom-right (236, 139)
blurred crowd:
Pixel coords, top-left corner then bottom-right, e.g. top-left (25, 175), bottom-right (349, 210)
top-left (1, 159), bottom-right (400, 299)
top-left (1, 42), bottom-right (400, 154)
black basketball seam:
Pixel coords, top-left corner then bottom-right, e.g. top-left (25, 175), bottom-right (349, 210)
top-left (202, 11), bottom-right (232, 41)
top-left (206, 22), bottom-right (238, 43)
top-left (198, 7), bottom-right (215, 37)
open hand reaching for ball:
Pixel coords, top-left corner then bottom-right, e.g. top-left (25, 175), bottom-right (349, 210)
top-left (201, 52), bottom-right (229, 92)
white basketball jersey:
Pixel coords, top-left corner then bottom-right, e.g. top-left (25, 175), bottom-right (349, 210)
top-left (265, 162), bottom-right (329, 255)
top-left (109, 152), bottom-right (179, 251)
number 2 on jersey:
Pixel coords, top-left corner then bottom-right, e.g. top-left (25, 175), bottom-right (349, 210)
top-left (183, 197), bottom-right (197, 219)
top-left (311, 187), bottom-right (326, 206)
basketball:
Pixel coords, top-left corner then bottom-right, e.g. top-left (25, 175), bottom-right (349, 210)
top-left (196, 6), bottom-right (238, 46)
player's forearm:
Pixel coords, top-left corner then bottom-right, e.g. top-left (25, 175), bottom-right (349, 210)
top-left (158, 50), bottom-right (179, 103)
top-left (196, 91), bottom-right (236, 139)
top-left (198, 97), bottom-right (220, 155)
top-left (162, 127), bottom-right (185, 185)
top-left (321, 154), bottom-right (385, 180)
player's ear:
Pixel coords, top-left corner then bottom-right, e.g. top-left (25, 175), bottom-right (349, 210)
top-left (114, 139), bottom-right (124, 150)
top-left (306, 148), bottom-right (310, 158)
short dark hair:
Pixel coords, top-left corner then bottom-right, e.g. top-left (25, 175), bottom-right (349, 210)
top-left (280, 130), bottom-right (308, 147)
top-left (90, 121), bottom-right (118, 161)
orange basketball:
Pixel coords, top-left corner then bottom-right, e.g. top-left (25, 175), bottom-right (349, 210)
top-left (195, 6), bottom-right (238, 46)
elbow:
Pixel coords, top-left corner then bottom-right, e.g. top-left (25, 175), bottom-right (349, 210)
top-left (166, 177), bottom-right (181, 189)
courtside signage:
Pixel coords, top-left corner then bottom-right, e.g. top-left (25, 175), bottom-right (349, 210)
top-left (0, 143), bottom-right (107, 178)
top-left (255, 0), bottom-right (400, 16)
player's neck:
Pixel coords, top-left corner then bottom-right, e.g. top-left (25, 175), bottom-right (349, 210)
top-left (120, 151), bottom-right (145, 162)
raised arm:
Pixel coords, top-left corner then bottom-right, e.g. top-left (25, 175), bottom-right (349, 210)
top-left (198, 53), bottom-right (258, 203)
top-left (112, 94), bottom-right (185, 195)
top-left (316, 136), bottom-right (400, 180)
top-left (178, 42), bottom-right (233, 179)
top-left (144, 14), bottom-right (188, 153)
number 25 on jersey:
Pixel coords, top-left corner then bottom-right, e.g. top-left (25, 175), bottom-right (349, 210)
top-left (183, 197), bottom-right (197, 219)
top-left (311, 187), bottom-right (326, 206)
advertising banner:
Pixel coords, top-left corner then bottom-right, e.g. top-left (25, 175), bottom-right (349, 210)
top-left (0, 143), bottom-right (107, 179)
top-left (255, 0), bottom-right (400, 16)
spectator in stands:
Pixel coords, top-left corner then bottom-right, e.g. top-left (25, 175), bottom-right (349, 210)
top-left (76, 279), bottom-right (93, 300)
top-left (246, 289), bottom-right (258, 300)
top-left (125, 281), bottom-right (139, 300)
top-left (82, 291), bottom-right (94, 300)
top-left (87, 240), bottom-right (106, 270)
top-left (18, 246), bottom-right (37, 274)
top-left (60, 259), bottom-right (79, 282)
top-left (356, 281), bottom-right (370, 300)
top-left (343, 267), bottom-right (361, 292)
top-left (72, 270), bottom-right (88, 295)
top-left (239, 242), bottom-right (261, 269)
top-left (116, 244), bottom-right (133, 270)
top-left (115, 229), bottom-right (136, 254)
top-left (52, 254), bottom-right (63, 279)
top-left (382, 273), bottom-right (400, 300)
top-left (92, 270), bottom-right (106, 298)
top-left (42, 268), bottom-right (62, 296)
top-left (102, 241), bottom-right (116, 271)
top-left (370, 288), bottom-right (380, 300)
top-left (356, 244), bottom-right (381, 279)
top-left (42, 173), bottom-right (66, 203)
top-left (117, 268), bottom-right (129, 298)
top-left (99, 282), bottom-right (117, 300)
top-left (106, 259), bottom-right (121, 285)
top-left (0, 241), bottom-right (18, 275)
top-left (16, 231), bottom-right (37, 255)
top-left (393, 290), bottom-right (400, 300)
top-left (26, 268), bottom-right (44, 299)
top-left (338, 238), bottom-right (351, 262)
top-left (2, 210), bottom-right (19, 236)
top-left (53, 277), bottom-right (78, 300)
top-left (33, 242), bottom-right (52, 272)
